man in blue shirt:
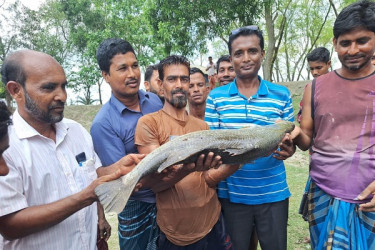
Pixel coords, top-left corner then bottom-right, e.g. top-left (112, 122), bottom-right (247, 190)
top-left (91, 38), bottom-right (163, 250)
top-left (205, 26), bottom-right (295, 250)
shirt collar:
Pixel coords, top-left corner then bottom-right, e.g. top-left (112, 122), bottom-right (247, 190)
top-left (229, 76), bottom-right (269, 97)
top-left (110, 90), bottom-right (150, 114)
top-left (12, 109), bottom-right (68, 141)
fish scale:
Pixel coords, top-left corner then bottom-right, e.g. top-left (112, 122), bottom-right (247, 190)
top-left (95, 121), bottom-right (295, 213)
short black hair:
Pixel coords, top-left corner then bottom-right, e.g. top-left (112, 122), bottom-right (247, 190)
top-left (1, 50), bottom-right (27, 87)
top-left (0, 101), bottom-right (11, 140)
top-left (306, 47), bottom-right (330, 63)
top-left (334, 0), bottom-right (375, 39)
top-left (190, 67), bottom-right (205, 77)
top-left (228, 27), bottom-right (264, 55)
top-left (96, 38), bottom-right (136, 73)
top-left (158, 55), bottom-right (190, 81)
top-left (216, 55), bottom-right (231, 73)
top-left (144, 64), bottom-right (159, 82)
top-left (190, 67), bottom-right (208, 86)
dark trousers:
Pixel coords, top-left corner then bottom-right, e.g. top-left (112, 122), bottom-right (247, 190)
top-left (220, 198), bottom-right (289, 250)
top-left (157, 214), bottom-right (233, 250)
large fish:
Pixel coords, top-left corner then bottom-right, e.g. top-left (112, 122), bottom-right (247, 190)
top-left (95, 121), bottom-right (295, 213)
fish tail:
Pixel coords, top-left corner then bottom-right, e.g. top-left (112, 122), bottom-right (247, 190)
top-left (95, 175), bottom-right (138, 214)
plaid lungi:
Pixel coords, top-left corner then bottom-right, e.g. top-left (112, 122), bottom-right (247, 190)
top-left (118, 200), bottom-right (159, 250)
top-left (308, 181), bottom-right (375, 249)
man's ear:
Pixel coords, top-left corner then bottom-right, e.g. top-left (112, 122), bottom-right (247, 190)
top-left (157, 78), bottom-right (163, 88)
top-left (144, 81), bottom-right (150, 92)
top-left (333, 37), bottom-right (338, 52)
top-left (101, 71), bottom-right (110, 83)
top-left (6, 81), bottom-right (24, 101)
top-left (327, 60), bottom-right (332, 68)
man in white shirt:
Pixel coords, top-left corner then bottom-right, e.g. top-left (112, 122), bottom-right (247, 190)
top-left (205, 56), bottom-right (217, 90)
top-left (0, 49), bottom-right (143, 249)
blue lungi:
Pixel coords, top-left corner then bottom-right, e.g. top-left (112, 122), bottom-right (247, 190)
top-left (308, 181), bottom-right (375, 249)
top-left (118, 200), bottom-right (159, 250)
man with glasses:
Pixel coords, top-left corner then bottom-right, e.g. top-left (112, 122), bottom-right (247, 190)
top-left (205, 26), bottom-right (295, 250)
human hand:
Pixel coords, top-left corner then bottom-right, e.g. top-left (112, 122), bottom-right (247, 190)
top-left (87, 154), bottom-right (145, 200)
top-left (183, 152), bottom-right (222, 172)
top-left (357, 181), bottom-right (375, 212)
top-left (98, 216), bottom-right (111, 241)
top-left (115, 154), bottom-right (145, 175)
top-left (273, 133), bottom-right (296, 160)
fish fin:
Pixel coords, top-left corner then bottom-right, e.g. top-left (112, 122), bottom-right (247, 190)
top-left (224, 147), bottom-right (253, 156)
top-left (95, 175), bottom-right (137, 214)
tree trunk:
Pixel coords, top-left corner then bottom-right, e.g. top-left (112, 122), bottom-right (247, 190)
top-left (263, 3), bottom-right (275, 82)
top-left (97, 79), bottom-right (103, 105)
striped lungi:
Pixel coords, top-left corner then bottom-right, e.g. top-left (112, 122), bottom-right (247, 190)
top-left (118, 200), bottom-right (159, 250)
top-left (308, 181), bottom-right (375, 249)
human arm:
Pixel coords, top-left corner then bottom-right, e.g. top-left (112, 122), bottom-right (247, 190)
top-left (0, 154), bottom-right (142, 240)
top-left (137, 143), bottom-right (222, 193)
top-left (204, 164), bottom-right (241, 188)
top-left (97, 203), bottom-right (111, 241)
top-left (272, 89), bottom-right (297, 160)
top-left (293, 82), bottom-right (314, 151)
top-left (91, 119), bottom-right (128, 167)
top-left (96, 154), bottom-right (145, 177)
top-left (205, 63), bottom-right (211, 71)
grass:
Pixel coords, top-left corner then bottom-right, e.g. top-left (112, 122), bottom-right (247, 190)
top-left (64, 80), bottom-right (311, 249)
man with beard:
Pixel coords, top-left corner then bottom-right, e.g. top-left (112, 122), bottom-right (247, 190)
top-left (135, 55), bottom-right (240, 249)
top-left (216, 55), bottom-right (236, 86)
top-left (0, 49), bottom-right (145, 249)
top-left (187, 67), bottom-right (209, 120)
top-left (291, 1), bottom-right (375, 248)
top-left (144, 64), bottom-right (164, 103)
top-left (91, 38), bottom-right (163, 250)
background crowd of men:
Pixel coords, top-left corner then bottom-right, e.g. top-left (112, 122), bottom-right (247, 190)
top-left (1, 0), bottom-right (375, 250)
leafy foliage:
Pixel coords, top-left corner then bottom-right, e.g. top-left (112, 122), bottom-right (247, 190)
top-left (0, 0), bottom-right (361, 105)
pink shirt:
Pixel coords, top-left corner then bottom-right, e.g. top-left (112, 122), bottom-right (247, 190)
top-left (310, 71), bottom-right (375, 203)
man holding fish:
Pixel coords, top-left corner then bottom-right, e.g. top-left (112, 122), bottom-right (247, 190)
top-left (0, 49), bottom-right (145, 249)
top-left (134, 55), bottom-right (241, 249)
top-left (205, 26), bottom-right (295, 250)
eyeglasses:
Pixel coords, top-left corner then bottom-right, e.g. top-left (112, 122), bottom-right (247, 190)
top-left (230, 25), bottom-right (261, 36)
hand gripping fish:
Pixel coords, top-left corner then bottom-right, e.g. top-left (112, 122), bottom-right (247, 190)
top-left (95, 121), bottom-right (295, 213)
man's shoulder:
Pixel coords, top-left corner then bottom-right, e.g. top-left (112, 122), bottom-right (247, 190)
top-left (260, 80), bottom-right (292, 101)
top-left (92, 101), bottom-right (113, 124)
top-left (208, 84), bottom-right (231, 98)
top-left (142, 90), bottom-right (162, 105)
top-left (263, 79), bottom-right (290, 93)
top-left (60, 118), bottom-right (87, 134)
top-left (138, 110), bottom-right (162, 124)
top-left (188, 115), bottom-right (209, 130)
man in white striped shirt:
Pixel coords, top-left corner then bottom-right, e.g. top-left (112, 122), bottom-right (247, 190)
top-left (0, 50), bottom-right (143, 250)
